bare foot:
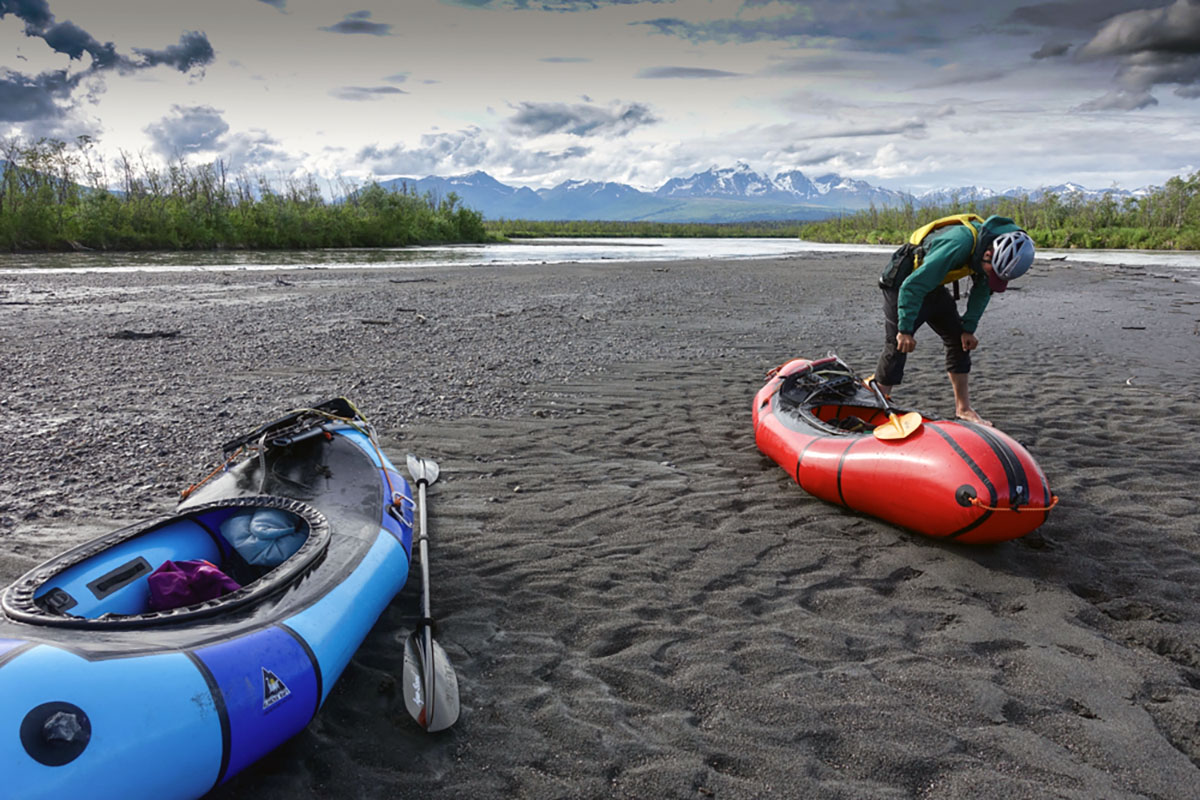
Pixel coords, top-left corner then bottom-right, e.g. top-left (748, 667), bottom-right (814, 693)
top-left (956, 409), bottom-right (993, 426)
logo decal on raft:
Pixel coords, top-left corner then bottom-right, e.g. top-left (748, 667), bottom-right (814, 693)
top-left (262, 667), bottom-right (292, 711)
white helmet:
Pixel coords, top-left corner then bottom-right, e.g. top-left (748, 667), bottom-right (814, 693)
top-left (991, 231), bottom-right (1035, 281)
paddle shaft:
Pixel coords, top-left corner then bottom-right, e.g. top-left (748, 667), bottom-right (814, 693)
top-left (864, 377), bottom-right (923, 439)
top-left (415, 476), bottom-right (436, 726)
top-left (416, 477), bottom-right (432, 622)
top-left (866, 377), bottom-right (894, 414)
top-left (866, 379), bottom-right (900, 424)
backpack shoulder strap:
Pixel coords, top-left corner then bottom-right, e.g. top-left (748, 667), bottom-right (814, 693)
top-left (908, 213), bottom-right (985, 279)
top-left (908, 213), bottom-right (984, 247)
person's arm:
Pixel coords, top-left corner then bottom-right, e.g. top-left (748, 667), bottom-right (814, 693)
top-left (960, 277), bottom-right (992, 333)
top-left (895, 232), bottom-right (972, 333)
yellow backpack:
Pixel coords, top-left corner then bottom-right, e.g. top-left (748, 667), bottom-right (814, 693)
top-left (879, 213), bottom-right (984, 289)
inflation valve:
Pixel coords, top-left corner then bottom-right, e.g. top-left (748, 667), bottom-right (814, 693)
top-left (21, 702), bottom-right (91, 766)
top-left (955, 485), bottom-right (978, 508)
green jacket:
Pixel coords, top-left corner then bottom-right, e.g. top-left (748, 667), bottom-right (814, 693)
top-left (896, 215), bottom-right (1023, 334)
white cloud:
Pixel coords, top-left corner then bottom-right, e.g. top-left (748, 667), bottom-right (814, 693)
top-left (0, 0), bottom-right (1195, 195)
top-left (1074, 88), bottom-right (1159, 111)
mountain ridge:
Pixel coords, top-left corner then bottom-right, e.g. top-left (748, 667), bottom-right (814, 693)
top-left (377, 164), bottom-right (1153, 224)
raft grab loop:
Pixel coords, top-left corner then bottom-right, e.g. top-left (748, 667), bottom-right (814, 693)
top-left (968, 494), bottom-right (1060, 513)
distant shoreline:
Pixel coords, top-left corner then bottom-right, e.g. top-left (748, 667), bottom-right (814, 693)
top-left (6, 233), bottom-right (1200, 257)
top-left (2, 238), bottom-right (1199, 283)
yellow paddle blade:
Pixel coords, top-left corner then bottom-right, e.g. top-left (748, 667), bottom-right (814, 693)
top-left (873, 411), bottom-right (923, 440)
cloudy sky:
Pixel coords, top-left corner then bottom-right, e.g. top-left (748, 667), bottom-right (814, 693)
top-left (2, 0), bottom-right (1199, 193)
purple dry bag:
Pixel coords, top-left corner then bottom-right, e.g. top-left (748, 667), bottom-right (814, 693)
top-left (147, 559), bottom-right (241, 611)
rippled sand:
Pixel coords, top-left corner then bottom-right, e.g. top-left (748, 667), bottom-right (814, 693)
top-left (2, 253), bottom-right (1198, 798)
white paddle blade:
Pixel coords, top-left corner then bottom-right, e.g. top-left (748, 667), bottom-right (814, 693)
top-left (402, 632), bottom-right (461, 732)
top-left (406, 453), bottom-right (441, 486)
top-left (402, 634), bottom-right (426, 725)
top-left (426, 638), bottom-right (460, 732)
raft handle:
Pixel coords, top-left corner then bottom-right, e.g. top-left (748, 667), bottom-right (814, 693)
top-left (86, 556), bottom-right (152, 600)
top-left (968, 495), bottom-right (1060, 513)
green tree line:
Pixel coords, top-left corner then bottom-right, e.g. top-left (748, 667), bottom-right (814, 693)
top-left (9, 136), bottom-right (1197, 251)
top-left (0, 136), bottom-right (489, 251)
top-left (799, 174), bottom-right (1200, 249)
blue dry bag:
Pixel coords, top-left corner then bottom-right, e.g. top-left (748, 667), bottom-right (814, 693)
top-left (222, 508), bottom-right (307, 568)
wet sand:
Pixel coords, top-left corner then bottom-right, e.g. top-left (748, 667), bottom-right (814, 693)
top-left (2, 252), bottom-right (1199, 798)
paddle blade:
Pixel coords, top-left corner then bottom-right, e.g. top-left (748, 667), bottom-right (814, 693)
top-left (873, 411), bottom-right (923, 441)
top-left (402, 632), bottom-right (461, 732)
top-left (406, 454), bottom-right (441, 487)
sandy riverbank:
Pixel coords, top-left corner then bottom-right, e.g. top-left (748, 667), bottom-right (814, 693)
top-left (2, 252), bottom-right (1199, 798)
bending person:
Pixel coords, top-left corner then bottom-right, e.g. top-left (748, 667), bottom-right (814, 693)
top-left (872, 214), bottom-right (1035, 426)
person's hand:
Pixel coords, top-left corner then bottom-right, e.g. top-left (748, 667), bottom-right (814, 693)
top-left (961, 332), bottom-right (978, 352)
top-left (896, 332), bottom-right (916, 353)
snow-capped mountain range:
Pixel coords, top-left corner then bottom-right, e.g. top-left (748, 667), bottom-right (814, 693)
top-left (378, 162), bottom-right (1152, 224)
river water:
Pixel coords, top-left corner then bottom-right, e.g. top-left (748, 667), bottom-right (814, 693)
top-left (2, 237), bottom-right (1199, 282)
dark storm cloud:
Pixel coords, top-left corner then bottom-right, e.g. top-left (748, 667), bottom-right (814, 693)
top-left (3, 1), bottom-right (121, 67)
top-left (1007, 0), bottom-right (1162, 30)
top-left (41, 19), bottom-right (119, 66)
top-left (133, 31), bottom-right (216, 73)
top-left (1078, 0), bottom-right (1200, 59)
top-left (0, 67), bottom-right (79, 123)
top-left (1032, 42), bottom-right (1071, 58)
top-left (636, 0), bottom-right (1167, 59)
top-left (635, 66), bottom-right (742, 79)
top-left (459, 0), bottom-right (855, 42)
top-left (357, 127), bottom-right (494, 174)
top-left (144, 105), bottom-right (229, 157)
top-left (0, 0), bottom-right (214, 130)
top-left (639, 14), bottom-right (798, 45)
top-left (321, 11), bottom-right (392, 35)
top-left (633, 0), bottom-right (1200, 113)
top-left (506, 101), bottom-right (658, 136)
top-left (1, 2), bottom-right (213, 72)
top-left (144, 105), bottom-right (286, 169)
top-left (330, 85), bottom-right (408, 101)
top-left (0, 0), bottom-right (53, 29)
top-left (1115, 52), bottom-right (1200, 94)
top-left (1075, 0), bottom-right (1200, 105)
top-left (636, 1), bottom-right (955, 50)
top-left (257, 0), bottom-right (286, 8)
top-left (445, 0), bottom-right (670, 9)
top-left (1080, 0), bottom-right (1200, 60)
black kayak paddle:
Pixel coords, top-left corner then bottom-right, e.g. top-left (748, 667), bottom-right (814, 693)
top-left (402, 454), bottom-right (460, 732)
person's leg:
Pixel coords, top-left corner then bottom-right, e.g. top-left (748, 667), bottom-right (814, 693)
top-left (924, 287), bottom-right (990, 425)
top-left (947, 372), bottom-right (989, 425)
top-left (873, 286), bottom-right (906, 396)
